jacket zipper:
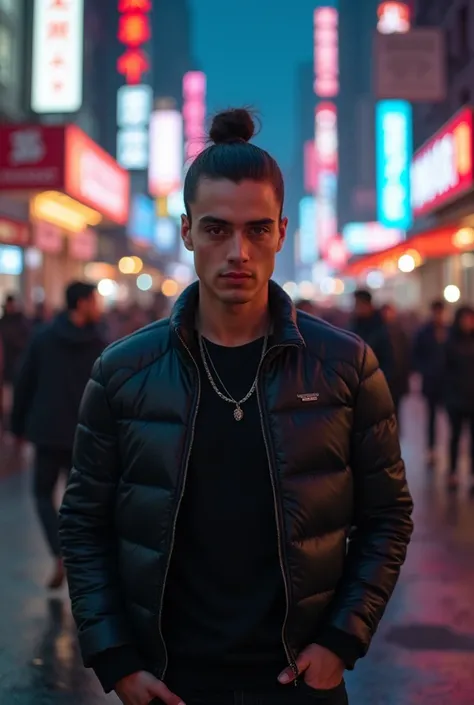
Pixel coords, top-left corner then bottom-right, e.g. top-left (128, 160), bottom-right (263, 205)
top-left (256, 343), bottom-right (300, 684)
top-left (158, 331), bottom-right (201, 681)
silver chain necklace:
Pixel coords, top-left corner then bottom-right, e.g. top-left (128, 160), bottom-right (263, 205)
top-left (198, 332), bottom-right (268, 421)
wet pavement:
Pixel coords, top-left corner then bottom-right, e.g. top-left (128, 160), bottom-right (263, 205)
top-left (1, 395), bottom-right (474, 704)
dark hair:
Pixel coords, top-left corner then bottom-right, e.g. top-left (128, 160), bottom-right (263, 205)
top-left (354, 289), bottom-right (373, 304)
top-left (65, 281), bottom-right (96, 311)
top-left (183, 108), bottom-right (284, 221)
top-left (431, 299), bottom-right (445, 312)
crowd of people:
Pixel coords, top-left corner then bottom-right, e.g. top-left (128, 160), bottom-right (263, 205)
top-left (297, 292), bottom-right (474, 489)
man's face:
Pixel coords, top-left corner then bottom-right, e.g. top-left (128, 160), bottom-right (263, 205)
top-left (181, 178), bottom-right (287, 306)
top-left (79, 292), bottom-right (101, 324)
top-left (354, 299), bottom-right (372, 318)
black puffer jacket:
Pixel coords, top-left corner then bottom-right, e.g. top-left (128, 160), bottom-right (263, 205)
top-left (59, 281), bottom-right (413, 679)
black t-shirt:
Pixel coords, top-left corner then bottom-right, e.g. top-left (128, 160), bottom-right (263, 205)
top-left (162, 335), bottom-right (287, 689)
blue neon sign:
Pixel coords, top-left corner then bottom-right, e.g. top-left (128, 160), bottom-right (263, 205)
top-left (298, 196), bottom-right (318, 265)
top-left (376, 100), bottom-right (413, 230)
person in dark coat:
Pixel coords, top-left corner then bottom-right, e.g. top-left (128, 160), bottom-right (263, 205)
top-left (412, 300), bottom-right (448, 461)
top-left (350, 290), bottom-right (394, 388)
top-left (380, 303), bottom-right (411, 426)
top-left (11, 281), bottom-right (105, 588)
top-left (0, 295), bottom-right (31, 428)
top-left (58, 109), bottom-right (412, 705)
top-left (443, 305), bottom-right (474, 490)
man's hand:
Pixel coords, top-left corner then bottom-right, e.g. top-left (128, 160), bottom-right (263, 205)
top-left (278, 644), bottom-right (344, 690)
top-left (115, 671), bottom-right (185, 705)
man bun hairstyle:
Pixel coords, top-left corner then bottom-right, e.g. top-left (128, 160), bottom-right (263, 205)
top-left (209, 108), bottom-right (255, 144)
top-left (184, 107), bottom-right (284, 221)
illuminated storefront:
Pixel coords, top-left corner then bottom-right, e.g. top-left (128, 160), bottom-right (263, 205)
top-left (0, 123), bottom-right (130, 308)
top-left (344, 107), bottom-right (474, 309)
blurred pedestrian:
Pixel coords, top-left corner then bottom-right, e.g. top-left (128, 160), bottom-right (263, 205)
top-left (59, 108), bottom-right (412, 705)
top-left (0, 294), bottom-right (30, 429)
top-left (380, 303), bottom-right (411, 424)
top-left (443, 305), bottom-right (474, 491)
top-left (11, 282), bottom-right (105, 588)
top-left (412, 300), bottom-right (448, 463)
top-left (350, 290), bottom-right (394, 383)
top-left (295, 299), bottom-right (317, 316)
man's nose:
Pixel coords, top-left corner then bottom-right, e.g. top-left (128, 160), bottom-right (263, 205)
top-left (227, 232), bottom-right (249, 261)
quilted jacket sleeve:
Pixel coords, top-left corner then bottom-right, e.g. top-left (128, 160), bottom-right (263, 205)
top-left (59, 357), bottom-right (138, 667)
top-left (316, 343), bottom-right (414, 665)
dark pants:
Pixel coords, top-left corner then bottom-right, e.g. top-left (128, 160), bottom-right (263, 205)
top-left (426, 396), bottom-right (441, 451)
top-left (34, 446), bottom-right (72, 557)
top-left (447, 411), bottom-right (474, 476)
top-left (157, 682), bottom-right (349, 705)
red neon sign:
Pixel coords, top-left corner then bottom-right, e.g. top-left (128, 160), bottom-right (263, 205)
top-left (411, 108), bottom-right (474, 218)
top-left (314, 7), bottom-right (339, 99)
top-left (117, 0), bottom-right (151, 85)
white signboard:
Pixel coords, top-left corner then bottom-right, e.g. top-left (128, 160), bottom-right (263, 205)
top-left (374, 28), bottom-right (446, 102)
top-left (31, 0), bottom-right (84, 113)
top-left (117, 85), bottom-right (153, 128)
top-left (117, 130), bottom-right (149, 171)
top-left (149, 110), bottom-right (183, 198)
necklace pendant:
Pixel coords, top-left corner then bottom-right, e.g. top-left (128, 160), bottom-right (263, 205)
top-left (234, 406), bottom-right (244, 421)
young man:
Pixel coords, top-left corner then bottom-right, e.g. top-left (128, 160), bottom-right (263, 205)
top-left (60, 109), bottom-right (413, 705)
top-left (11, 281), bottom-right (104, 588)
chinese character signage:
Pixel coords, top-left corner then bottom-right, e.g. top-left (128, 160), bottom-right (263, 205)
top-left (117, 0), bottom-right (151, 85)
top-left (31, 0), bottom-right (84, 113)
top-left (183, 72), bottom-right (207, 163)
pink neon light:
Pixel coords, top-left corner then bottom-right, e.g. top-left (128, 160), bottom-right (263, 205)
top-left (304, 140), bottom-right (317, 193)
top-left (183, 71), bottom-right (207, 161)
top-left (315, 102), bottom-right (338, 174)
top-left (314, 7), bottom-right (339, 98)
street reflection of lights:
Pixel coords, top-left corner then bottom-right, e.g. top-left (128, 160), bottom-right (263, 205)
top-left (161, 278), bottom-right (179, 297)
top-left (366, 270), bottom-right (385, 289)
top-left (298, 280), bottom-right (315, 299)
top-left (283, 281), bottom-right (298, 299)
top-left (97, 279), bottom-right (118, 297)
top-left (137, 273), bottom-right (153, 291)
top-left (118, 256), bottom-right (135, 274)
top-left (444, 284), bottom-right (461, 303)
top-left (398, 254), bottom-right (416, 273)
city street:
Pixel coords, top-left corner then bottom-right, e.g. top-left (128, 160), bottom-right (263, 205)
top-left (0, 395), bottom-right (474, 705)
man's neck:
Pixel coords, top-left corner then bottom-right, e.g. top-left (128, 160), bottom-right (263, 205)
top-left (198, 285), bottom-right (270, 347)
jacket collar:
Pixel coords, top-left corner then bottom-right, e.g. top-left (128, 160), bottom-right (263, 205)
top-left (170, 280), bottom-right (305, 351)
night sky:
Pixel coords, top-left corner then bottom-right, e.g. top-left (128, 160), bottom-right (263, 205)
top-left (189, 0), bottom-right (321, 172)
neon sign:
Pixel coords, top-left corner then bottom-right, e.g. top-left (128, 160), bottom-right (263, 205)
top-left (117, 0), bottom-right (151, 85)
top-left (376, 100), bottom-right (413, 229)
top-left (314, 7), bottom-right (339, 98)
top-left (411, 108), bottom-right (474, 218)
top-left (183, 72), bottom-right (207, 162)
top-left (377, 2), bottom-right (410, 34)
top-left (315, 102), bottom-right (338, 255)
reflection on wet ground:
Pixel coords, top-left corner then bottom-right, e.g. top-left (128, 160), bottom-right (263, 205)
top-left (0, 396), bottom-right (473, 704)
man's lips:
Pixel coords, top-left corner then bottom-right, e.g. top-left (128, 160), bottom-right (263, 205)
top-left (220, 272), bottom-right (253, 279)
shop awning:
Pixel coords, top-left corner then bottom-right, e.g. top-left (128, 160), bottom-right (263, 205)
top-left (0, 124), bottom-right (130, 229)
top-left (342, 224), bottom-right (473, 276)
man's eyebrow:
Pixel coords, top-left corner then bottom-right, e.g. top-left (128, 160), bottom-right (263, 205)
top-left (198, 216), bottom-right (276, 225)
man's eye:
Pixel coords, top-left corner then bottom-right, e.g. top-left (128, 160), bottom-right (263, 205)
top-left (206, 227), bottom-right (226, 237)
top-left (250, 226), bottom-right (269, 236)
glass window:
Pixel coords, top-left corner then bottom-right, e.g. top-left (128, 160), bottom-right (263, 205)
top-left (0, 24), bottom-right (12, 87)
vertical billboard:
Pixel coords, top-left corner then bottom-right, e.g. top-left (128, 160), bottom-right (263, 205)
top-left (116, 0), bottom-right (152, 171)
top-left (183, 72), bottom-right (207, 162)
top-left (376, 99), bottom-right (413, 229)
top-left (299, 197), bottom-right (318, 265)
top-left (148, 110), bottom-right (183, 197)
top-left (313, 8), bottom-right (339, 264)
top-left (31, 0), bottom-right (84, 113)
